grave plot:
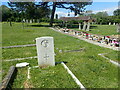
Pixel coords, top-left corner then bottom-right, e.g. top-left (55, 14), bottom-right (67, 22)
top-left (1, 23), bottom-right (119, 88)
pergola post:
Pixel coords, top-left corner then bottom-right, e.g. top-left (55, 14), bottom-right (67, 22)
top-left (82, 21), bottom-right (87, 30)
top-left (79, 23), bottom-right (81, 30)
top-left (86, 21), bottom-right (90, 31)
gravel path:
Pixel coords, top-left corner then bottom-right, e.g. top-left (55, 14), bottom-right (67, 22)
top-left (50, 27), bottom-right (120, 51)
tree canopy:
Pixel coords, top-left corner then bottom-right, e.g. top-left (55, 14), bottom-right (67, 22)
top-left (113, 9), bottom-right (120, 16)
top-left (8, 1), bottom-right (92, 26)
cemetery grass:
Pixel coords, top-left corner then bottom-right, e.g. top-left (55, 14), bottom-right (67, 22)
top-left (2, 22), bottom-right (119, 88)
top-left (70, 25), bottom-right (119, 36)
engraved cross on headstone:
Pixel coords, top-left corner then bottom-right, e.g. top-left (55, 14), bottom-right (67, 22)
top-left (44, 54), bottom-right (49, 60)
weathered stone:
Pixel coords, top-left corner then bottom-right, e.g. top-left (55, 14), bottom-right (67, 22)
top-left (36, 37), bottom-right (55, 66)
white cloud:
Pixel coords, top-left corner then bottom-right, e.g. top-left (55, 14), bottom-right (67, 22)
top-left (93, 6), bottom-right (118, 15)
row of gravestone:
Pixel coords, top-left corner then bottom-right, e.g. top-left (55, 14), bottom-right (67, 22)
top-left (22, 19), bottom-right (40, 23)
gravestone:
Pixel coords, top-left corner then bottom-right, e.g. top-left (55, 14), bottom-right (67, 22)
top-left (86, 22), bottom-right (90, 31)
top-left (109, 22), bottom-right (111, 25)
top-left (82, 21), bottom-right (87, 30)
top-left (37, 19), bottom-right (39, 23)
top-left (36, 37), bottom-right (55, 66)
top-left (30, 20), bottom-right (32, 23)
top-left (113, 23), bottom-right (116, 25)
top-left (26, 20), bottom-right (28, 23)
top-left (23, 19), bottom-right (25, 22)
top-left (79, 23), bottom-right (81, 30)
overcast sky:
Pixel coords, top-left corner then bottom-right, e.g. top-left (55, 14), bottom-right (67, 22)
top-left (1, 0), bottom-right (119, 18)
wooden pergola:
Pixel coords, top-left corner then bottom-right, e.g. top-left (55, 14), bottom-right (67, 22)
top-left (59, 16), bottom-right (95, 31)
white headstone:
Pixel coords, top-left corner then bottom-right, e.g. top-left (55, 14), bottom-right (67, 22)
top-left (109, 22), bottom-right (111, 25)
top-left (113, 23), bottom-right (116, 25)
top-left (37, 19), bottom-right (39, 23)
top-left (23, 19), bottom-right (25, 22)
top-left (36, 37), bottom-right (55, 66)
top-left (30, 20), bottom-right (32, 23)
top-left (26, 20), bottom-right (28, 23)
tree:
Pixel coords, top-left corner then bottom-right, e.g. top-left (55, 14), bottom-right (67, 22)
top-left (96, 11), bottom-right (108, 18)
top-left (113, 9), bottom-right (120, 16)
top-left (0, 5), bottom-right (12, 21)
top-left (8, 0), bottom-right (92, 26)
top-left (38, 1), bottom-right (93, 26)
top-left (8, 2), bottom-right (51, 21)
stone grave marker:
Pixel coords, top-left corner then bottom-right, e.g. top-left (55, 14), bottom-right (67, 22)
top-left (36, 37), bottom-right (55, 66)
top-left (113, 23), bottom-right (116, 25)
top-left (109, 22), bottom-right (111, 25)
top-left (23, 19), bottom-right (25, 22)
top-left (26, 20), bottom-right (28, 23)
top-left (30, 20), bottom-right (32, 23)
top-left (37, 19), bottom-right (39, 23)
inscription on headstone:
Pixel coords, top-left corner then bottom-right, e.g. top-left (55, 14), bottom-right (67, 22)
top-left (36, 37), bottom-right (55, 66)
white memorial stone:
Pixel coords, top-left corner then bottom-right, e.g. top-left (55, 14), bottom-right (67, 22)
top-left (37, 19), bottom-right (39, 23)
top-left (30, 20), bottom-right (32, 23)
top-left (26, 20), bottom-right (28, 23)
top-left (113, 23), bottom-right (116, 25)
top-left (36, 37), bottom-right (55, 66)
top-left (109, 22), bottom-right (111, 25)
top-left (23, 19), bottom-right (25, 22)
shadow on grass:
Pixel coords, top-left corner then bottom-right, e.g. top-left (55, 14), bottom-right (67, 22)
top-left (27, 24), bottom-right (51, 27)
top-left (90, 25), bottom-right (97, 29)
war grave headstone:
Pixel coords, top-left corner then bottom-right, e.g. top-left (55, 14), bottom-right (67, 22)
top-left (36, 37), bottom-right (55, 67)
top-left (113, 23), bottom-right (116, 25)
top-left (30, 20), bottom-right (32, 23)
top-left (109, 22), bottom-right (111, 25)
top-left (26, 20), bottom-right (28, 23)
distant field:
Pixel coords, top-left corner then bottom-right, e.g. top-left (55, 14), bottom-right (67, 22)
top-left (2, 22), bottom-right (119, 88)
top-left (70, 25), bottom-right (119, 36)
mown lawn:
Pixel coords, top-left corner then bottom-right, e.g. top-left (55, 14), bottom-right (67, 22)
top-left (2, 22), bottom-right (119, 88)
top-left (70, 24), bottom-right (119, 36)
